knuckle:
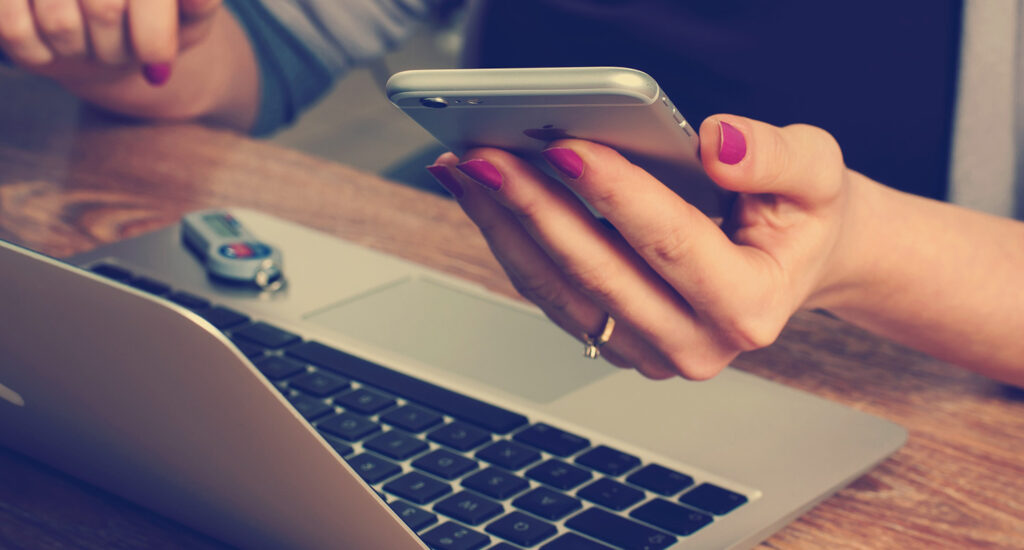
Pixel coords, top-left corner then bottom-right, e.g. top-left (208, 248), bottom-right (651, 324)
top-left (633, 359), bottom-right (676, 380)
top-left (82, 0), bottom-right (126, 26)
top-left (576, 161), bottom-right (639, 213)
top-left (36, 9), bottom-right (81, 40)
top-left (94, 45), bottom-right (128, 66)
top-left (510, 273), bottom-right (572, 314)
top-left (561, 260), bottom-right (617, 304)
top-left (786, 123), bottom-right (845, 175)
top-left (663, 348), bottom-right (733, 381)
top-left (181, 0), bottom-right (221, 16)
top-left (717, 314), bottom-right (780, 352)
top-left (509, 194), bottom-right (546, 228)
top-left (0, 16), bottom-right (35, 44)
top-left (634, 224), bottom-right (692, 267)
top-left (760, 126), bottom-right (792, 188)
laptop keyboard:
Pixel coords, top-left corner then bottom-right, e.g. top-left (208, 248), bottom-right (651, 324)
top-left (92, 263), bottom-right (750, 550)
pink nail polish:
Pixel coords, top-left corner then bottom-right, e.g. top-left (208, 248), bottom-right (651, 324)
top-left (542, 147), bottom-right (584, 179)
top-left (456, 159), bottom-right (503, 191)
top-left (142, 63), bottom-right (172, 86)
top-left (718, 121), bottom-right (747, 165)
top-left (426, 164), bottom-right (464, 198)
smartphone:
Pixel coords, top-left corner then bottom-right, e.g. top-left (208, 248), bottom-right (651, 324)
top-left (386, 66), bottom-right (730, 215)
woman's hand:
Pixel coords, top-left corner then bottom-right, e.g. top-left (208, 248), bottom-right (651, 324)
top-left (0, 0), bottom-right (222, 85)
top-left (427, 116), bottom-right (859, 380)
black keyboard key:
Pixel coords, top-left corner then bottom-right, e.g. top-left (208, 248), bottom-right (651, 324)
top-left (421, 522), bottom-right (490, 550)
top-left (321, 435), bottom-right (354, 458)
top-left (476, 440), bottom-right (541, 470)
top-left (626, 464), bottom-right (693, 496)
top-left (486, 511), bottom-right (557, 547)
top-left (489, 544), bottom-right (523, 550)
top-left (381, 404), bottom-right (444, 432)
top-left (541, 533), bottom-right (614, 550)
top-left (234, 321), bottom-right (301, 349)
top-left (128, 276), bottom-right (171, 296)
top-left (428, 422), bottom-right (492, 452)
top-left (363, 430), bottom-right (429, 460)
top-left (199, 306), bottom-right (249, 330)
top-left (678, 483), bottom-right (747, 515)
top-left (526, 459), bottom-right (592, 490)
top-left (630, 499), bottom-right (713, 536)
top-left (289, 370), bottom-right (351, 397)
top-left (230, 337), bottom-right (266, 359)
top-left (575, 445), bottom-right (640, 476)
top-left (384, 472), bottom-right (452, 504)
top-left (413, 449), bottom-right (478, 480)
top-left (252, 355), bottom-right (306, 381)
top-left (167, 290), bottom-right (210, 310)
top-left (462, 467), bottom-right (529, 499)
top-left (287, 341), bottom-right (528, 433)
top-left (565, 508), bottom-right (676, 550)
top-left (513, 424), bottom-right (590, 457)
top-left (346, 452), bottom-right (403, 484)
top-left (577, 478), bottom-right (645, 511)
top-left (434, 491), bottom-right (503, 525)
top-left (285, 393), bottom-right (333, 421)
top-left (91, 263), bottom-right (132, 281)
top-left (512, 487), bottom-right (582, 521)
top-left (390, 500), bottom-right (439, 531)
top-left (335, 388), bottom-right (396, 415)
top-left (317, 412), bottom-right (380, 441)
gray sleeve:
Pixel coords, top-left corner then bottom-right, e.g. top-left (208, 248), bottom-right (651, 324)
top-left (253, 0), bottom-right (437, 77)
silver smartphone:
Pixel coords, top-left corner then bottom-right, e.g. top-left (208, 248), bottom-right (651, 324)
top-left (386, 66), bottom-right (729, 215)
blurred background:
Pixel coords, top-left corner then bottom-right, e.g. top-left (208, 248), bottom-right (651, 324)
top-left (0, 14), bottom-right (465, 195)
top-left (269, 16), bottom-right (464, 189)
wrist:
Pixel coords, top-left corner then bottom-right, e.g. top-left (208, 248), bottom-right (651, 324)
top-left (802, 169), bottom-right (892, 313)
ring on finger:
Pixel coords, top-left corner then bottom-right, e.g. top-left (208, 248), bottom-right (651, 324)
top-left (582, 314), bottom-right (615, 359)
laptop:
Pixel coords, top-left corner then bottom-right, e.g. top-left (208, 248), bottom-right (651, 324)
top-left (0, 207), bottom-right (906, 549)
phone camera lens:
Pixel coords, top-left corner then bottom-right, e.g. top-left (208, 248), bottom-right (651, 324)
top-left (420, 97), bottom-right (448, 109)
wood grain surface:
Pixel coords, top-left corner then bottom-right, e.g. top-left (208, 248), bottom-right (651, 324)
top-left (0, 72), bottom-right (1022, 549)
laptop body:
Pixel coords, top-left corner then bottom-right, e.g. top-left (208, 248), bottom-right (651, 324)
top-left (0, 208), bottom-right (906, 549)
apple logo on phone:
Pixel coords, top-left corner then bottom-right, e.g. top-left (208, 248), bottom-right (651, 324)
top-left (523, 124), bottom-right (577, 142)
top-left (0, 381), bottom-right (25, 407)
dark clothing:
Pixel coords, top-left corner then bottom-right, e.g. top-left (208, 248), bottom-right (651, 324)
top-left (465, 0), bottom-right (964, 200)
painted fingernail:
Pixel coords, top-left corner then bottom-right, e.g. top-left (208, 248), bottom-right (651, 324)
top-left (456, 159), bottom-right (503, 191)
top-left (718, 120), bottom-right (747, 165)
top-left (142, 63), bottom-right (172, 86)
top-left (542, 147), bottom-right (584, 179)
top-left (425, 164), bottom-right (463, 198)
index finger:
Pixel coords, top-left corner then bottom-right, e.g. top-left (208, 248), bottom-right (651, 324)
top-left (127, 0), bottom-right (177, 64)
top-left (539, 138), bottom-right (760, 315)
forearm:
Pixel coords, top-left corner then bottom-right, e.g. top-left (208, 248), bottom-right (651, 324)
top-left (55, 9), bottom-right (258, 131)
top-left (822, 173), bottom-right (1024, 385)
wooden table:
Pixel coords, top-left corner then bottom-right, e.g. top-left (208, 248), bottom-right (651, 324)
top-left (1, 72), bottom-right (1022, 549)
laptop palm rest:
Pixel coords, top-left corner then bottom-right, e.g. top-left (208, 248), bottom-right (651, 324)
top-left (304, 277), bottom-right (615, 404)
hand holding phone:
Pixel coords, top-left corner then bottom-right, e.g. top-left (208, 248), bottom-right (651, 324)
top-left (386, 66), bottom-right (731, 215)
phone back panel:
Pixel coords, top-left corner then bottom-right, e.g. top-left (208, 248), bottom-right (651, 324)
top-left (387, 67), bottom-right (730, 215)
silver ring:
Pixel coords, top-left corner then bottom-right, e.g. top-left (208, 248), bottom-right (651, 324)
top-left (582, 315), bottom-right (615, 359)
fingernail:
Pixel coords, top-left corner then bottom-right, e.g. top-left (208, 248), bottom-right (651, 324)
top-left (718, 120), bottom-right (747, 165)
top-left (456, 159), bottom-right (503, 191)
top-left (542, 147), bottom-right (584, 179)
top-left (142, 63), bottom-right (172, 86)
top-left (425, 164), bottom-right (463, 198)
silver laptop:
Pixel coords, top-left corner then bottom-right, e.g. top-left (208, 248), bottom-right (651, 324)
top-left (0, 208), bottom-right (906, 549)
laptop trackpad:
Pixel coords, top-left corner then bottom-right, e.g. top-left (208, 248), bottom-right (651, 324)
top-left (304, 277), bottom-right (615, 404)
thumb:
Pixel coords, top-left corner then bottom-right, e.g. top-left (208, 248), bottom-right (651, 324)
top-left (699, 115), bottom-right (846, 207)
